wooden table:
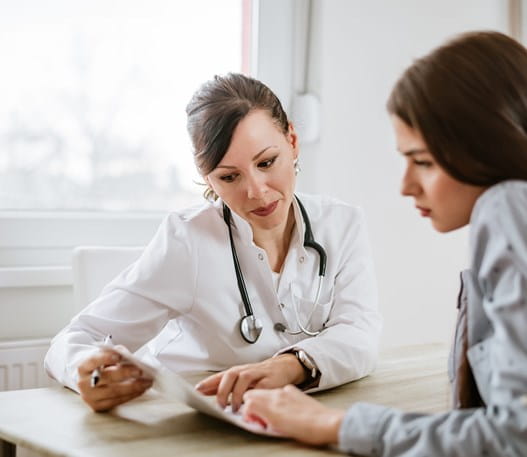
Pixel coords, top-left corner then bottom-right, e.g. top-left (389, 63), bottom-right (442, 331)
top-left (0, 344), bottom-right (450, 457)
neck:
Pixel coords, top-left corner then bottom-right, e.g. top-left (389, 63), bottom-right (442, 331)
top-left (253, 206), bottom-right (296, 273)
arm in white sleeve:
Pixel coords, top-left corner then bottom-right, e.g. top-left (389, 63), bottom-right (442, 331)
top-left (278, 207), bottom-right (382, 390)
top-left (44, 213), bottom-right (197, 391)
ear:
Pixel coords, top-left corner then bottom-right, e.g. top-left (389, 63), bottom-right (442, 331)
top-left (287, 122), bottom-right (299, 160)
top-left (204, 174), bottom-right (215, 192)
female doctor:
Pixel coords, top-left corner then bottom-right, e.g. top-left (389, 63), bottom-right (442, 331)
top-left (44, 73), bottom-right (381, 412)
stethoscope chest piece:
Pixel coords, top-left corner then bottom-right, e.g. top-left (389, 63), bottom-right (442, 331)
top-left (239, 315), bottom-right (263, 344)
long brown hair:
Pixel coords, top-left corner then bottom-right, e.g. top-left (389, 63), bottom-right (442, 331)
top-left (387, 31), bottom-right (527, 185)
top-left (186, 73), bottom-right (289, 200)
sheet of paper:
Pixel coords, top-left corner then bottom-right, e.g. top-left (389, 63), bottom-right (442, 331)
top-left (102, 344), bottom-right (281, 436)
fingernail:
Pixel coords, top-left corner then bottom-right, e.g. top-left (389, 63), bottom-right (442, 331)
top-left (111, 354), bottom-right (120, 362)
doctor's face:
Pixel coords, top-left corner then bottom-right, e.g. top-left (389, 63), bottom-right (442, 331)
top-left (206, 109), bottom-right (298, 233)
top-left (393, 116), bottom-right (486, 233)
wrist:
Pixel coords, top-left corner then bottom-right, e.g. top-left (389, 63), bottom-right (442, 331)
top-left (317, 408), bottom-right (345, 445)
top-left (278, 353), bottom-right (307, 385)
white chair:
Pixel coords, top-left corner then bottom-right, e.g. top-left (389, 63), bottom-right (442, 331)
top-left (72, 246), bottom-right (144, 313)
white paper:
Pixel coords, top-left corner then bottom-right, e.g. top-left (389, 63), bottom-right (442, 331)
top-left (102, 344), bottom-right (281, 437)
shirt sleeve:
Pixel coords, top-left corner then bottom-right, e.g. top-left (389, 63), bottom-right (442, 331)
top-left (278, 206), bottom-right (382, 390)
top-left (338, 398), bottom-right (527, 457)
top-left (44, 213), bottom-right (197, 391)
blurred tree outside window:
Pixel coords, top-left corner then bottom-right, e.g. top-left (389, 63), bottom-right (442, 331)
top-left (0, 0), bottom-right (245, 211)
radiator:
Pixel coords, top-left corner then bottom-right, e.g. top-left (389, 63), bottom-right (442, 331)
top-left (0, 339), bottom-right (56, 391)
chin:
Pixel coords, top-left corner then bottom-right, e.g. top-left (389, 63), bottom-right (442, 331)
top-left (431, 219), bottom-right (467, 233)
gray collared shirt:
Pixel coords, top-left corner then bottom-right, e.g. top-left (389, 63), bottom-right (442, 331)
top-left (339, 180), bottom-right (527, 456)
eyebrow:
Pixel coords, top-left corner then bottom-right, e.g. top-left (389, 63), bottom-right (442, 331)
top-left (215, 145), bottom-right (278, 170)
top-left (400, 148), bottom-right (428, 157)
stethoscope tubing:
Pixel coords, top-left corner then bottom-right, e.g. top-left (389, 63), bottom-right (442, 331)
top-left (223, 195), bottom-right (327, 343)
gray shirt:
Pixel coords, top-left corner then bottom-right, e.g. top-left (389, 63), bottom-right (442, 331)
top-left (338, 180), bottom-right (527, 456)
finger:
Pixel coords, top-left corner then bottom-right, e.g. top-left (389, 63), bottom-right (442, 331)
top-left (93, 364), bottom-right (146, 387)
top-left (243, 388), bottom-right (271, 404)
top-left (241, 391), bottom-right (272, 423)
top-left (195, 372), bottom-right (223, 395)
top-left (77, 350), bottom-right (121, 377)
top-left (230, 370), bottom-right (262, 413)
top-left (81, 378), bottom-right (152, 405)
top-left (77, 366), bottom-right (140, 393)
top-left (216, 370), bottom-right (240, 409)
top-left (245, 413), bottom-right (268, 428)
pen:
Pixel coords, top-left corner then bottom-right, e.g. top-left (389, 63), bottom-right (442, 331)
top-left (90, 334), bottom-right (113, 388)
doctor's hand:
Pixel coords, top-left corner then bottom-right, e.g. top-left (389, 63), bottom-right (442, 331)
top-left (195, 354), bottom-right (306, 412)
top-left (242, 385), bottom-right (345, 446)
top-left (77, 349), bottom-right (153, 412)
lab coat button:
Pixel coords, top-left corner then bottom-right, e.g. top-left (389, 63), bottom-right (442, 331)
top-left (258, 253), bottom-right (264, 261)
top-left (299, 256), bottom-right (305, 263)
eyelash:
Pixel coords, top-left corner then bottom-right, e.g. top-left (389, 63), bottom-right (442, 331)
top-left (219, 156), bottom-right (278, 182)
top-left (413, 159), bottom-right (433, 168)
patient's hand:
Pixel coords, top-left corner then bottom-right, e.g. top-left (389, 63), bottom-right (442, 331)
top-left (77, 349), bottom-right (153, 412)
top-left (242, 385), bottom-right (345, 446)
top-left (195, 353), bottom-right (306, 413)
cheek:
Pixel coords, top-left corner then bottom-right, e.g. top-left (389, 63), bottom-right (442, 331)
top-left (427, 172), bottom-right (453, 202)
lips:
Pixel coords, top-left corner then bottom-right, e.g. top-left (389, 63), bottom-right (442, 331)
top-left (416, 205), bottom-right (431, 217)
top-left (251, 201), bottom-right (278, 217)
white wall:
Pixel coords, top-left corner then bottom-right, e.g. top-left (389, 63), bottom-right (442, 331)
top-left (297, 0), bottom-right (509, 347)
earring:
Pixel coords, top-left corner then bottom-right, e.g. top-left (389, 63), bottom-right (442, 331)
top-left (294, 159), bottom-right (301, 175)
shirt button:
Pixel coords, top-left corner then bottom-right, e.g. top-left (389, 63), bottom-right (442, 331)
top-left (299, 256), bottom-right (305, 263)
top-left (258, 253), bottom-right (264, 261)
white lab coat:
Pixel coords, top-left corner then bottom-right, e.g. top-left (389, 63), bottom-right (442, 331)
top-left (45, 193), bottom-right (382, 392)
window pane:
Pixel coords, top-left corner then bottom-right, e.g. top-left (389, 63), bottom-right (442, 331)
top-left (0, 0), bottom-right (244, 211)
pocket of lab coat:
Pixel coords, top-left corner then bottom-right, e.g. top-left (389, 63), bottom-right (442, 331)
top-left (291, 288), bottom-right (335, 333)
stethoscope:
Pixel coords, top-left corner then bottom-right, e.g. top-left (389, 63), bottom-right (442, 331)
top-left (223, 195), bottom-right (327, 344)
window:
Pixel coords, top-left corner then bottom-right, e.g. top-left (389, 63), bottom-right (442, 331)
top-left (1, 0), bottom-right (246, 211)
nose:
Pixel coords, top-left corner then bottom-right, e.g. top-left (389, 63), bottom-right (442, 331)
top-left (246, 172), bottom-right (268, 200)
top-left (400, 166), bottom-right (420, 197)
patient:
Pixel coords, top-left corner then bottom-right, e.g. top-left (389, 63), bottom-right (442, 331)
top-left (242, 30), bottom-right (527, 456)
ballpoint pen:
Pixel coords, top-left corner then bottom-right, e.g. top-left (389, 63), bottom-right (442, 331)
top-left (90, 334), bottom-right (113, 388)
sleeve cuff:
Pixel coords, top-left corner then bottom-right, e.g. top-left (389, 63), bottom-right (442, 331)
top-left (338, 402), bottom-right (391, 456)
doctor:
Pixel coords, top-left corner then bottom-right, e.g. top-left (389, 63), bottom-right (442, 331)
top-left (45, 73), bottom-right (381, 412)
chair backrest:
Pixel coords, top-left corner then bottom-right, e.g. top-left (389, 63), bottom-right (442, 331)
top-left (72, 246), bottom-right (143, 313)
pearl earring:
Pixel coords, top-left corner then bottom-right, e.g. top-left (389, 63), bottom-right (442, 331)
top-left (294, 159), bottom-right (301, 175)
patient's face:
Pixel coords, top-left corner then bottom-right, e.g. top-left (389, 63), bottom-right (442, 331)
top-left (393, 115), bottom-right (487, 233)
top-left (206, 109), bottom-right (298, 235)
